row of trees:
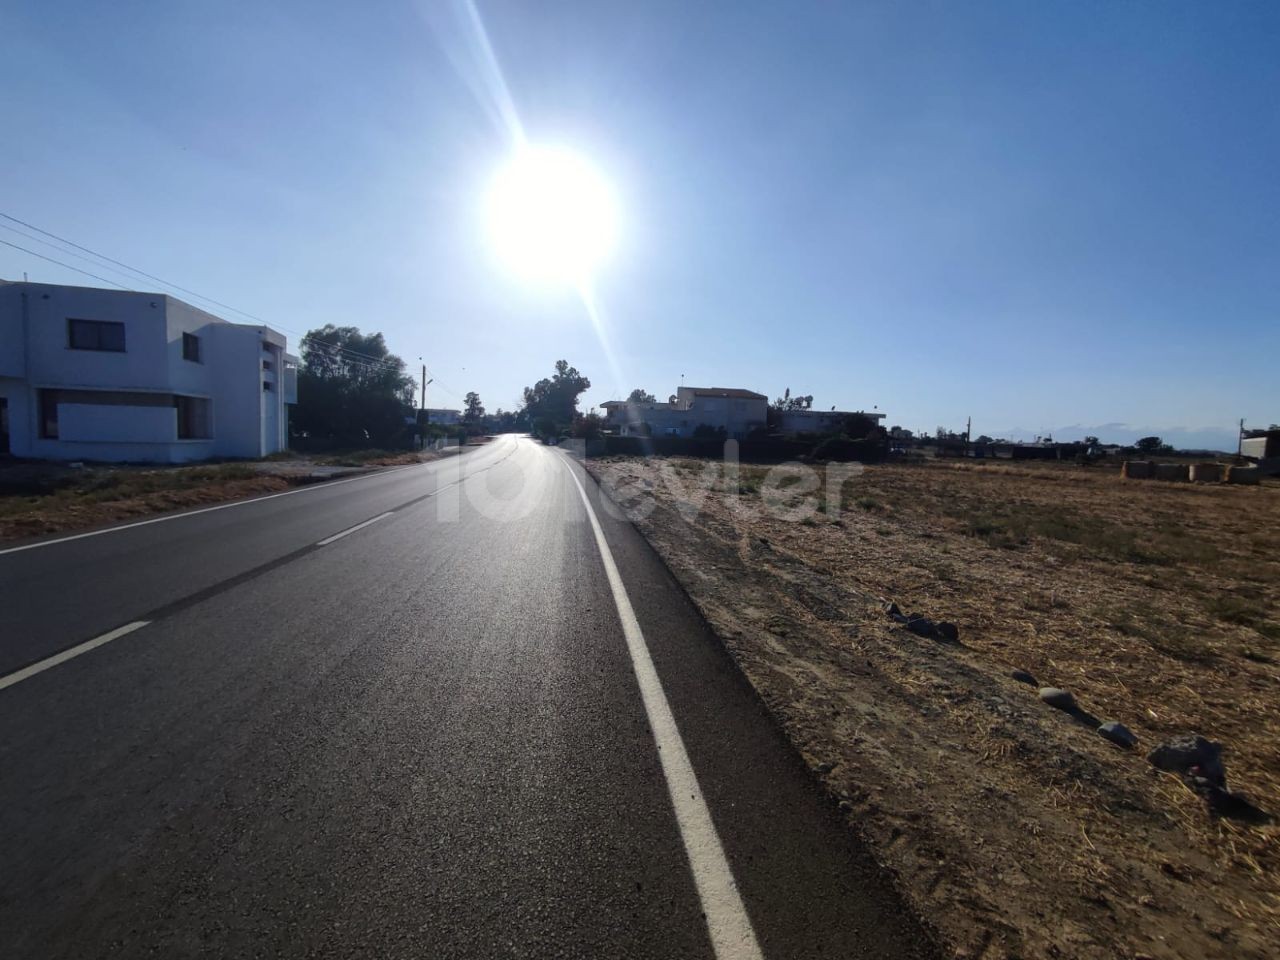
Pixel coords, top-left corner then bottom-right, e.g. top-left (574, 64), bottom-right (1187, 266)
top-left (290, 323), bottom-right (601, 449)
top-left (293, 332), bottom-right (893, 453)
top-left (292, 326), bottom-right (417, 448)
top-left (292, 325), bottom-right (511, 449)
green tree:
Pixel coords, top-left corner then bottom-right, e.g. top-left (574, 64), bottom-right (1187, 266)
top-left (1135, 436), bottom-right (1169, 453)
top-left (571, 411), bottom-right (605, 440)
top-left (522, 360), bottom-right (591, 436)
top-left (842, 413), bottom-right (878, 438)
top-left (294, 325), bottom-right (416, 448)
top-left (464, 391), bottom-right (485, 423)
top-left (627, 388), bottom-right (656, 403)
top-left (771, 387), bottom-right (813, 411)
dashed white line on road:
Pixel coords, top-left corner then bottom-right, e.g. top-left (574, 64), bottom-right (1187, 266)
top-left (0, 621), bottom-right (151, 692)
top-left (563, 459), bottom-right (764, 960)
top-left (316, 512), bottom-right (395, 546)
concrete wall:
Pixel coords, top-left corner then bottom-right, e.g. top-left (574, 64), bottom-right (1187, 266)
top-left (1241, 435), bottom-right (1280, 460)
top-left (59, 403), bottom-right (176, 443)
top-left (208, 323), bottom-right (266, 458)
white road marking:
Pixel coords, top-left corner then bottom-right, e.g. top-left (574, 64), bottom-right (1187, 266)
top-left (563, 460), bottom-right (764, 960)
top-left (0, 464), bottom-right (425, 557)
top-left (0, 621), bottom-right (150, 691)
top-left (316, 511), bottom-right (395, 546)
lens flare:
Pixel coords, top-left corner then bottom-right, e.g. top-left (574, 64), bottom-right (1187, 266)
top-left (486, 145), bottom-right (619, 285)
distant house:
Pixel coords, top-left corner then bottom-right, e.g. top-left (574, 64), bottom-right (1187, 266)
top-left (776, 408), bottom-right (885, 437)
top-left (601, 386), bottom-right (768, 440)
top-left (423, 407), bottom-right (462, 426)
top-left (0, 280), bottom-right (296, 462)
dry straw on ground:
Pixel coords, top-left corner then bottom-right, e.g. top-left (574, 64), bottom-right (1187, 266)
top-left (588, 455), bottom-right (1279, 960)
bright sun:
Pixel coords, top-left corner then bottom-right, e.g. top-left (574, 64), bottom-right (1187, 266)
top-left (486, 145), bottom-right (619, 285)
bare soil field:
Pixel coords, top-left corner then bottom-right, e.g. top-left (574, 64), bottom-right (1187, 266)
top-left (0, 446), bottom-right (463, 542)
top-left (586, 455), bottom-right (1279, 960)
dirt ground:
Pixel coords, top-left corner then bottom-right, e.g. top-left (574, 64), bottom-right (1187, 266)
top-left (0, 446), bottom-right (462, 542)
top-left (586, 455), bottom-right (1279, 960)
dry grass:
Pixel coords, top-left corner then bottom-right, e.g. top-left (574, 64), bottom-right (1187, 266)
top-left (589, 455), bottom-right (1280, 959)
top-left (0, 462), bottom-right (292, 541)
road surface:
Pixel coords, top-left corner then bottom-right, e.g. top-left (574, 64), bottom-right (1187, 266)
top-left (0, 435), bottom-right (935, 959)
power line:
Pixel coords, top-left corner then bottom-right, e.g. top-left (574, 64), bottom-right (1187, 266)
top-left (0, 238), bottom-right (131, 290)
top-left (0, 211), bottom-right (269, 326)
top-left (0, 213), bottom-right (471, 402)
top-left (0, 222), bottom-right (154, 290)
top-left (0, 212), bottom-right (416, 373)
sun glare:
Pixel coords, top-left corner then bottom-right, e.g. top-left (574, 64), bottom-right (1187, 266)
top-left (486, 145), bottom-right (619, 285)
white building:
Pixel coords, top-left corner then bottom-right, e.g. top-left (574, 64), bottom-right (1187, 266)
top-left (0, 280), bottom-right (297, 462)
top-left (776, 408), bottom-right (885, 436)
top-left (602, 386), bottom-right (768, 440)
top-left (423, 407), bottom-right (462, 426)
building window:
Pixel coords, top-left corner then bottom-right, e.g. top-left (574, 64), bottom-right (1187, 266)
top-left (175, 396), bottom-right (212, 439)
top-left (263, 381), bottom-right (273, 391)
top-left (262, 359), bottom-right (273, 372)
top-left (68, 318), bottom-right (126, 352)
top-left (182, 332), bottom-right (201, 362)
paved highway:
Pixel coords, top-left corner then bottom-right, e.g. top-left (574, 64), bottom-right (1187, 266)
top-left (0, 435), bottom-right (935, 959)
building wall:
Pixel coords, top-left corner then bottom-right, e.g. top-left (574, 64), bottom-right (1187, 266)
top-left (1241, 434), bottom-right (1280, 460)
top-left (605, 391), bottom-right (768, 439)
top-left (0, 378), bottom-right (31, 456)
top-left (682, 395), bottom-right (767, 438)
top-left (208, 323), bottom-right (267, 458)
top-left (0, 285), bottom-right (25, 378)
top-left (777, 409), bottom-right (884, 436)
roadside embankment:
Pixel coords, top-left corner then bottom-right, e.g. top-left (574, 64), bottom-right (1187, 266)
top-left (0, 446), bottom-right (462, 542)
top-left (586, 455), bottom-right (1279, 960)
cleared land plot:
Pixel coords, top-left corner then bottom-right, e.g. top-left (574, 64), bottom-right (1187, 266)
top-left (587, 455), bottom-right (1279, 960)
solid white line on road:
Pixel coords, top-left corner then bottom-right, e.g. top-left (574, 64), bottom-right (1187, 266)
top-left (0, 621), bottom-right (150, 692)
top-left (563, 460), bottom-right (765, 960)
top-left (0, 464), bottom-right (425, 558)
top-left (316, 512), bottom-right (395, 546)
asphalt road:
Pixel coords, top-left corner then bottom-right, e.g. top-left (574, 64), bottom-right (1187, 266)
top-left (0, 435), bottom-right (936, 959)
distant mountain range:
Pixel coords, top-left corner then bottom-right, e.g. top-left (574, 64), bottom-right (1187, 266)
top-left (991, 423), bottom-right (1240, 453)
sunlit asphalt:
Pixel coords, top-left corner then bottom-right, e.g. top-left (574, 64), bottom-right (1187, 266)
top-left (0, 435), bottom-right (935, 959)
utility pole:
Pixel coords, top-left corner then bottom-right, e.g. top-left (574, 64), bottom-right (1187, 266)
top-left (421, 364), bottom-right (427, 412)
top-left (1238, 418), bottom-right (1245, 458)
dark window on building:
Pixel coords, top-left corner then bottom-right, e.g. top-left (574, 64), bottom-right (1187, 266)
top-left (182, 332), bottom-right (201, 362)
top-left (40, 390), bottom-right (60, 438)
top-left (68, 318), bottom-right (126, 352)
top-left (262, 359), bottom-right (273, 371)
top-left (175, 396), bottom-right (212, 439)
top-left (263, 381), bottom-right (273, 391)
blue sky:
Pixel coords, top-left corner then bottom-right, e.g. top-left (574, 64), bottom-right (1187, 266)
top-left (2, 0), bottom-right (1277, 448)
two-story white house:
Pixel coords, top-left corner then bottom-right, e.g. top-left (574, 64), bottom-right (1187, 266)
top-left (0, 280), bottom-right (297, 462)
top-left (601, 386), bottom-right (768, 440)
